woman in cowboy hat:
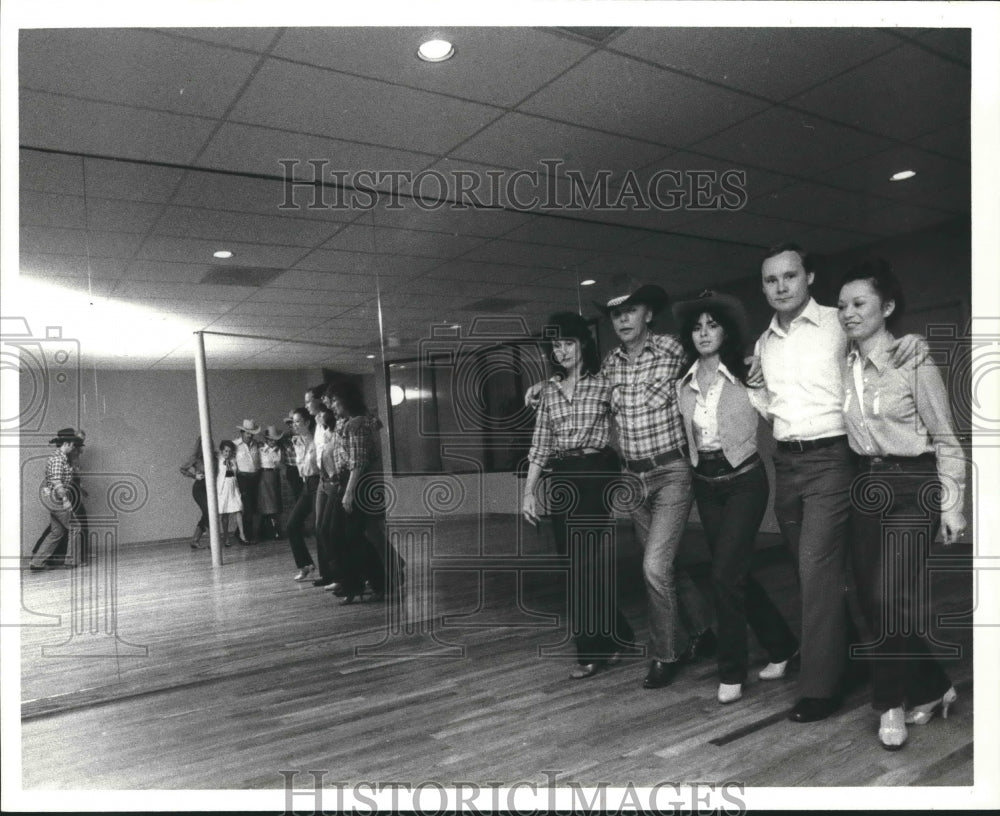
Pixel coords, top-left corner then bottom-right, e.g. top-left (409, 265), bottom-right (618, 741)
top-left (523, 311), bottom-right (636, 679)
top-left (257, 425), bottom-right (286, 540)
top-left (674, 290), bottom-right (798, 705)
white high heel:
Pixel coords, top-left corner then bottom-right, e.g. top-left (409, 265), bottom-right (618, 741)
top-left (905, 686), bottom-right (957, 725)
top-left (878, 707), bottom-right (908, 751)
top-left (717, 683), bottom-right (743, 704)
top-left (758, 651), bottom-right (798, 681)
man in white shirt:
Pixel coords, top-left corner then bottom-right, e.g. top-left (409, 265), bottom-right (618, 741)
top-left (750, 243), bottom-right (918, 723)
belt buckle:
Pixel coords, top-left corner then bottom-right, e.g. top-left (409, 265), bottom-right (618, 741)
top-left (787, 439), bottom-right (805, 453)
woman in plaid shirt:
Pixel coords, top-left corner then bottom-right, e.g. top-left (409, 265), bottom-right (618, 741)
top-left (523, 312), bottom-right (636, 679)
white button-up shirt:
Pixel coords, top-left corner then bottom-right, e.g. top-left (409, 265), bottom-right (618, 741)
top-left (751, 298), bottom-right (847, 442)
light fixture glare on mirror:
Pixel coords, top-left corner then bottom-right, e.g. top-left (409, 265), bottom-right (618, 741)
top-left (580, 279), bottom-right (596, 286)
top-left (889, 169), bottom-right (916, 182)
top-left (418, 39), bottom-right (454, 62)
top-left (390, 385), bottom-right (406, 406)
top-left (213, 250), bottom-right (233, 259)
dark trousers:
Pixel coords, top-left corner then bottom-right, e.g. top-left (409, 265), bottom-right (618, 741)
top-left (315, 478), bottom-right (345, 582)
top-left (772, 438), bottom-right (854, 698)
top-left (337, 471), bottom-right (404, 595)
top-left (192, 479), bottom-right (209, 532)
top-left (286, 465), bottom-right (304, 502)
top-left (236, 471), bottom-right (260, 538)
top-left (850, 459), bottom-right (952, 712)
top-left (546, 449), bottom-right (635, 664)
top-left (286, 474), bottom-right (318, 569)
top-left (694, 454), bottom-right (797, 684)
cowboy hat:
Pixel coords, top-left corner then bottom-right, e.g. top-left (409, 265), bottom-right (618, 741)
top-left (236, 419), bottom-right (261, 434)
top-left (49, 427), bottom-right (83, 446)
top-left (671, 289), bottom-right (750, 342)
top-left (264, 425), bottom-right (286, 442)
top-left (594, 284), bottom-right (669, 317)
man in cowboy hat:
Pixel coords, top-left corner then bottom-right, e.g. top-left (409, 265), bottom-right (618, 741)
top-left (233, 419), bottom-right (262, 544)
top-left (29, 428), bottom-right (84, 570)
top-left (528, 283), bottom-right (715, 689)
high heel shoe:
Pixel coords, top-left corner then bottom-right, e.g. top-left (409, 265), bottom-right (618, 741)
top-left (570, 662), bottom-right (602, 680)
top-left (878, 707), bottom-right (908, 750)
top-left (759, 650), bottom-right (800, 681)
top-left (341, 590), bottom-right (365, 605)
top-left (905, 687), bottom-right (957, 725)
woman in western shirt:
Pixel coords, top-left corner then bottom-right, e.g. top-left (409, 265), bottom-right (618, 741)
top-left (522, 311), bottom-right (636, 679)
top-left (675, 291), bottom-right (798, 705)
top-left (837, 260), bottom-right (965, 751)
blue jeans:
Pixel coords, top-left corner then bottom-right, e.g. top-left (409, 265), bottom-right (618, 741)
top-left (32, 507), bottom-right (80, 568)
top-left (628, 458), bottom-right (712, 662)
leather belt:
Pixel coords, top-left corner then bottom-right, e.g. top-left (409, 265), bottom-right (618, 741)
top-left (776, 435), bottom-right (847, 453)
top-left (624, 446), bottom-right (689, 473)
top-left (552, 447), bottom-right (603, 459)
top-left (860, 452), bottom-right (936, 468)
top-left (694, 456), bottom-right (762, 484)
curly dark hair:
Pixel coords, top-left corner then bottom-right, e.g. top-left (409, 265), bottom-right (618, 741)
top-left (325, 377), bottom-right (367, 418)
top-left (678, 305), bottom-right (751, 386)
top-left (838, 258), bottom-right (905, 330)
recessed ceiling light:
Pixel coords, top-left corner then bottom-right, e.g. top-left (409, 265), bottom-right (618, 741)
top-left (213, 250), bottom-right (233, 259)
top-left (580, 279), bottom-right (596, 286)
top-left (890, 170), bottom-right (916, 182)
top-left (417, 39), bottom-right (454, 62)
top-left (366, 354), bottom-right (375, 359)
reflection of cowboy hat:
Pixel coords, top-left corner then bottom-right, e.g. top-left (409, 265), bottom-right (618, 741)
top-left (49, 427), bottom-right (84, 446)
top-left (264, 425), bottom-right (286, 442)
top-left (594, 284), bottom-right (669, 316)
top-left (672, 289), bottom-right (750, 342)
top-left (236, 419), bottom-right (261, 434)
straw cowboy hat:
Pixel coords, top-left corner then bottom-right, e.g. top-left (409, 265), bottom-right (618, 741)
top-left (236, 419), bottom-right (261, 434)
top-left (594, 284), bottom-right (670, 317)
top-left (264, 425), bottom-right (286, 442)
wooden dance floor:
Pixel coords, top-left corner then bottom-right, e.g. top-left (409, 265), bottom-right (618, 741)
top-left (19, 516), bottom-right (974, 790)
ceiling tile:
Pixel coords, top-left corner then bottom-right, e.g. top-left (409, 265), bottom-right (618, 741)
top-left (693, 106), bottom-right (895, 176)
top-left (676, 209), bottom-right (810, 248)
top-left (119, 261), bottom-right (215, 284)
top-left (451, 112), bottom-right (668, 184)
top-left (20, 150), bottom-right (85, 195)
top-left (272, 27), bottom-right (593, 108)
top-left (500, 216), bottom-right (647, 252)
top-left (19, 29), bottom-right (260, 117)
top-left (87, 198), bottom-right (167, 234)
top-left (20, 226), bottom-right (145, 258)
top-left (19, 253), bottom-right (126, 279)
top-left (610, 28), bottom-right (900, 101)
top-left (20, 191), bottom-right (87, 229)
top-left (196, 121), bottom-right (434, 190)
top-left (367, 199), bottom-right (533, 239)
top-left (83, 158), bottom-right (188, 203)
top-left (229, 58), bottom-right (501, 155)
top-left (155, 28), bottom-right (281, 52)
top-left (460, 238), bottom-right (596, 271)
top-left (153, 205), bottom-right (339, 247)
top-left (911, 120), bottom-right (970, 162)
top-left (912, 28), bottom-right (971, 66)
top-left (292, 248), bottom-right (439, 277)
top-left (135, 235), bottom-right (305, 268)
top-left (789, 43), bottom-right (970, 141)
top-left (21, 90), bottom-right (218, 165)
top-left (321, 224), bottom-right (489, 259)
top-left (813, 146), bottom-right (969, 204)
top-left (270, 270), bottom-right (377, 292)
top-left (519, 50), bottom-right (769, 146)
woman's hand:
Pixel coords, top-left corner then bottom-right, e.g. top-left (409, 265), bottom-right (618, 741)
top-left (941, 508), bottom-right (966, 545)
top-left (522, 492), bottom-right (539, 526)
top-left (745, 355), bottom-right (764, 388)
top-left (524, 382), bottom-right (543, 409)
top-left (342, 490), bottom-right (354, 513)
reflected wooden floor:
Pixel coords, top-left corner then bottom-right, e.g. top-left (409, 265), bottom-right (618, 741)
top-left (19, 516), bottom-right (974, 790)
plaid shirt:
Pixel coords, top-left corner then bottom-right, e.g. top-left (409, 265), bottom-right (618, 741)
top-left (602, 332), bottom-right (687, 460)
top-left (42, 447), bottom-right (74, 503)
top-left (527, 373), bottom-right (612, 467)
top-left (339, 415), bottom-right (382, 472)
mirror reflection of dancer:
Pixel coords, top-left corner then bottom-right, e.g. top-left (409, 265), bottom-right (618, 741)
top-left (286, 408), bottom-right (319, 582)
top-left (837, 260), bottom-right (965, 750)
top-left (522, 312), bottom-right (636, 679)
top-left (233, 419), bottom-right (262, 544)
top-left (180, 436), bottom-right (210, 549)
top-left (31, 429), bottom-right (88, 566)
top-left (258, 426), bottom-right (286, 540)
top-left (217, 440), bottom-right (245, 547)
top-left (29, 428), bottom-right (84, 571)
top-left (674, 292), bottom-right (797, 704)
